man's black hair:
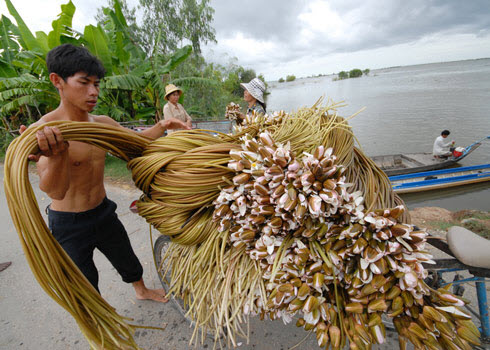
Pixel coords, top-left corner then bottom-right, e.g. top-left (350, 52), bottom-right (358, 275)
top-left (46, 44), bottom-right (106, 81)
top-left (441, 130), bottom-right (450, 136)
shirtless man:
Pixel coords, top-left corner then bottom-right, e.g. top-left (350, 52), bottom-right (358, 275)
top-left (22, 43), bottom-right (190, 302)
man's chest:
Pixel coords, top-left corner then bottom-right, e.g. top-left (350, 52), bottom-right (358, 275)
top-left (67, 141), bottom-right (105, 168)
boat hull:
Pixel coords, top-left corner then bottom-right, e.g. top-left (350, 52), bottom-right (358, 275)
top-left (389, 164), bottom-right (490, 194)
top-left (372, 143), bottom-right (481, 176)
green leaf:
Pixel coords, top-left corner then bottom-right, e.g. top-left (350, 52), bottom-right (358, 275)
top-left (0, 73), bottom-right (58, 115)
top-left (0, 59), bottom-right (16, 77)
top-left (4, 0), bottom-right (45, 53)
top-left (59, 35), bottom-right (81, 46)
top-left (0, 16), bottom-right (19, 64)
top-left (13, 50), bottom-right (47, 75)
top-left (115, 31), bottom-right (130, 66)
top-left (0, 87), bottom-right (40, 101)
top-left (0, 95), bottom-right (37, 115)
top-left (171, 76), bottom-right (220, 89)
top-left (103, 74), bottom-right (145, 90)
top-left (35, 31), bottom-right (50, 52)
top-left (48, 0), bottom-right (76, 48)
top-left (159, 45), bottom-right (192, 74)
top-left (135, 106), bottom-right (156, 120)
top-left (83, 25), bottom-right (112, 76)
top-left (113, 0), bottom-right (128, 28)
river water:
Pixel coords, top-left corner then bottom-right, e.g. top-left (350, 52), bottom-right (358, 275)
top-left (266, 59), bottom-right (490, 211)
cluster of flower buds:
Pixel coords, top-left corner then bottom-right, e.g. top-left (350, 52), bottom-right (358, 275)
top-left (213, 131), bottom-right (365, 248)
top-left (233, 110), bottom-right (287, 133)
top-left (212, 132), bottom-right (478, 349)
top-left (225, 102), bottom-right (241, 121)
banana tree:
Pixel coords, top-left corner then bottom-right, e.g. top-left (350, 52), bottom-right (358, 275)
top-left (0, 0), bottom-right (81, 123)
top-left (96, 0), bottom-right (192, 122)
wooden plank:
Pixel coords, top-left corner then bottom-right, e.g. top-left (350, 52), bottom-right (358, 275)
top-left (400, 154), bottom-right (426, 167)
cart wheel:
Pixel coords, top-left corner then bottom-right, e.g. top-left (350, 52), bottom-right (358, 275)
top-left (153, 235), bottom-right (188, 319)
top-left (153, 235), bottom-right (222, 338)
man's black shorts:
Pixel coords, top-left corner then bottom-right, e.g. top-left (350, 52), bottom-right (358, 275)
top-left (48, 197), bottom-right (143, 292)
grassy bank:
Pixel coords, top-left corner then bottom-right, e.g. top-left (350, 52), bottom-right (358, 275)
top-left (411, 209), bottom-right (490, 239)
top-left (104, 155), bottom-right (132, 182)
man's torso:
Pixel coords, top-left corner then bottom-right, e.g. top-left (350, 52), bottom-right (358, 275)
top-left (37, 112), bottom-right (112, 212)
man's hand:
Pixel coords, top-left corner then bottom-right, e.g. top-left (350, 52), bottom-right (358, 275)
top-left (20, 125), bottom-right (69, 162)
top-left (160, 118), bottom-right (191, 131)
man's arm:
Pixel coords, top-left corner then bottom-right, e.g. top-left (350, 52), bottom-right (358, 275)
top-left (140, 119), bottom-right (190, 139)
top-left (443, 140), bottom-right (454, 147)
top-left (97, 115), bottom-right (190, 140)
top-left (20, 125), bottom-right (71, 200)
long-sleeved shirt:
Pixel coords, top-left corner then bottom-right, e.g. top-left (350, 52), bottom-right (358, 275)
top-left (433, 135), bottom-right (453, 156)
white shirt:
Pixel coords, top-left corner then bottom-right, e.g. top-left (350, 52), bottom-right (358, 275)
top-left (433, 135), bottom-right (452, 156)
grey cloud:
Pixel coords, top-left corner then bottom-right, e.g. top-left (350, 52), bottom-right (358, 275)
top-left (210, 0), bottom-right (305, 42)
top-left (210, 0), bottom-right (490, 61)
top-left (321, 0), bottom-right (490, 52)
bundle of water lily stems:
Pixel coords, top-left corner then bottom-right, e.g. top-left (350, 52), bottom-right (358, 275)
top-left (4, 99), bottom-right (480, 350)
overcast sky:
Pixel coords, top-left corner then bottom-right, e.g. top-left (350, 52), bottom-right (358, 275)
top-left (1, 0), bottom-right (489, 80)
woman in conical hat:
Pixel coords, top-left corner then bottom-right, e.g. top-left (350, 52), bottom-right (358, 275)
top-left (163, 84), bottom-right (193, 134)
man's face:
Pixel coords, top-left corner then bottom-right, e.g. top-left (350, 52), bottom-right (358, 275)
top-left (59, 72), bottom-right (100, 112)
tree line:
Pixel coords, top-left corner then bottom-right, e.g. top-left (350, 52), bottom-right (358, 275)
top-left (335, 68), bottom-right (370, 80)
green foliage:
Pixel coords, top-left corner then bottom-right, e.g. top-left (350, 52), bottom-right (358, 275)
top-left (113, 0), bottom-right (217, 57)
top-left (286, 75), bottom-right (296, 82)
top-left (0, 0), bottom-right (83, 123)
top-left (349, 69), bottom-right (363, 78)
top-left (363, 68), bottom-right (370, 75)
top-left (278, 78), bottom-right (284, 83)
top-left (4, 0), bottom-right (46, 54)
top-left (0, 128), bottom-right (15, 154)
top-left (83, 25), bottom-right (113, 76)
top-left (241, 69), bottom-right (256, 85)
top-left (0, 0), bottom-right (265, 133)
top-left (0, 114), bottom-right (17, 154)
top-left (338, 71), bottom-right (348, 79)
top-left (0, 74), bottom-right (58, 117)
top-left (0, 0), bottom-right (195, 126)
top-left (335, 69), bottom-right (366, 81)
top-left (48, 1), bottom-right (76, 49)
top-left (168, 57), bottom-right (251, 120)
top-left (104, 155), bottom-right (132, 181)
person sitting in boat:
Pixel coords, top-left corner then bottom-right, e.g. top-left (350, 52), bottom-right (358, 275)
top-left (433, 130), bottom-right (455, 158)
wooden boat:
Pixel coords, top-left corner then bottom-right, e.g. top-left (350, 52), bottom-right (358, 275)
top-left (390, 164), bottom-right (490, 194)
top-left (371, 141), bottom-right (483, 176)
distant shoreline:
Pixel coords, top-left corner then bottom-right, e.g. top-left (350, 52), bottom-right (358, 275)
top-left (268, 57), bottom-right (490, 83)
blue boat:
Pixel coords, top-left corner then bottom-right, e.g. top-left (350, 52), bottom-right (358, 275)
top-left (389, 164), bottom-right (490, 194)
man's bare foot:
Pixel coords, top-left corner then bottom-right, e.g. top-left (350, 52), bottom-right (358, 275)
top-left (132, 277), bottom-right (169, 303)
top-left (135, 287), bottom-right (169, 303)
